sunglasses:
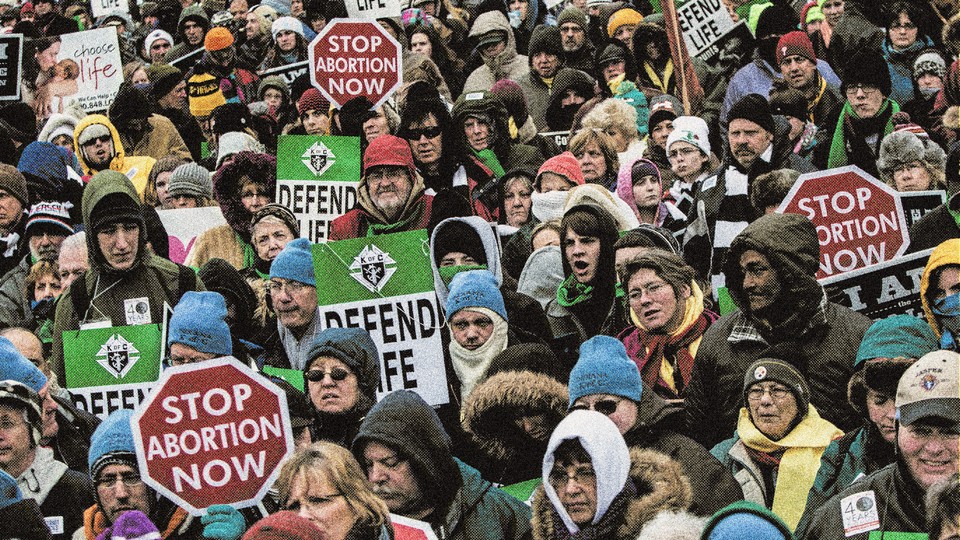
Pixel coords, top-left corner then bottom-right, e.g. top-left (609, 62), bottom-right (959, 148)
top-left (402, 125), bottom-right (442, 140)
top-left (571, 398), bottom-right (620, 416)
top-left (83, 135), bottom-right (111, 146)
top-left (304, 367), bottom-right (351, 382)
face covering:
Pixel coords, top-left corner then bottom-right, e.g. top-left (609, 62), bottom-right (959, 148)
top-left (438, 264), bottom-right (488, 286)
top-left (508, 9), bottom-right (522, 28)
top-left (532, 190), bottom-right (569, 222)
top-left (920, 86), bottom-right (941, 99)
top-left (933, 292), bottom-right (960, 350)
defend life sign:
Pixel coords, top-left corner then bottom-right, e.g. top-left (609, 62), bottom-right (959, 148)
top-left (308, 19), bottom-right (402, 109)
top-left (676, 0), bottom-right (745, 61)
top-left (0, 34), bottom-right (22, 101)
top-left (52, 28), bottom-right (123, 112)
top-left (275, 135), bottom-right (361, 243)
top-left (132, 357), bottom-right (294, 516)
top-left (313, 230), bottom-right (449, 405)
top-left (345, 0), bottom-right (401, 20)
top-left (777, 166), bottom-right (909, 279)
top-left (63, 324), bottom-right (162, 419)
top-left (91, 0), bottom-right (129, 20)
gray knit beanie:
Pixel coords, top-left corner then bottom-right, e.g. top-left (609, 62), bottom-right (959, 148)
top-left (167, 162), bottom-right (213, 200)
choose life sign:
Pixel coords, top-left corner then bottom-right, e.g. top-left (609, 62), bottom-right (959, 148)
top-left (313, 230), bottom-right (448, 405)
top-left (275, 135), bottom-right (361, 243)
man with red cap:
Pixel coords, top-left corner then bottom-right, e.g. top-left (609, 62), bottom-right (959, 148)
top-left (329, 134), bottom-right (434, 240)
top-left (776, 31), bottom-right (842, 128)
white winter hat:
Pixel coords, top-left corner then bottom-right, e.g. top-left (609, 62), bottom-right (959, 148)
top-left (666, 115), bottom-right (710, 157)
top-left (271, 16), bottom-right (303, 40)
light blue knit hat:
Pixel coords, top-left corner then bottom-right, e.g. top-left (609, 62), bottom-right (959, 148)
top-left (568, 336), bottom-right (642, 407)
top-left (446, 270), bottom-right (507, 322)
top-left (168, 291), bottom-right (232, 356)
top-left (270, 238), bottom-right (315, 286)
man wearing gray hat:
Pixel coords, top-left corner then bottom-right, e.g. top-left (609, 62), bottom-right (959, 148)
top-left (800, 351), bottom-right (960, 539)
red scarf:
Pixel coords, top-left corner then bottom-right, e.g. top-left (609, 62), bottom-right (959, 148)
top-left (633, 313), bottom-right (711, 398)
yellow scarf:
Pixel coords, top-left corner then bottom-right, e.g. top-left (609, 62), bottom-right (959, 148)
top-left (642, 59), bottom-right (673, 93)
top-left (629, 281), bottom-right (706, 393)
top-left (737, 405), bottom-right (842, 531)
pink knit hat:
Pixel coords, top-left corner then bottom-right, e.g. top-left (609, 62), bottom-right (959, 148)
top-left (536, 151), bottom-right (584, 189)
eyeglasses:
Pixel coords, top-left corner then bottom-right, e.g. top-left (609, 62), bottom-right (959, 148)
top-left (548, 465), bottom-right (596, 489)
top-left (668, 147), bottom-right (699, 160)
top-left (95, 473), bottom-right (143, 490)
top-left (627, 281), bottom-right (671, 302)
top-left (268, 279), bottom-right (309, 296)
top-left (845, 84), bottom-right (879, 97)
top-left (402, 125), bottom-right (442, 141)
top-left (570, 398), bottom-right (621, 416)
top-left (747, 385), bottom-right (791, 402)
top-left (889, 21), bottom-right (915, 30)
top-left (304, 367), bottom-right (352, 382)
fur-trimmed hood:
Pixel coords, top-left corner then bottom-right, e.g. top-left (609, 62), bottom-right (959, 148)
top-left (462, 369), bottom-right (568, 462)
top-left (531, 447), bottom-right (692, 540)
top-left (876, 130), bottom-right (946, 189)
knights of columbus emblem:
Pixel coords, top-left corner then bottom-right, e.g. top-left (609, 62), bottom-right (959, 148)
top-left (96, 334), bottom-right (141, 379)
top-left (349, 245), bottom-right (397, 293)
top-left (302, 141), bottom-right (336, 176)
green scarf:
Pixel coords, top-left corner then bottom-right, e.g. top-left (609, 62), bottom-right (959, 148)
top-left (949, 206), bottom-right (960, 230)
top-left (556, 274), bottom-right (594, 307)
top-left (438, 264), bottom-right (488, 286)
top-left (472, 148), bottom-right (506, 178)
top-left (827, 99), bottom-right (898, 169)
top-left (366, 203), bottom-right (424, 236)
top-left (238, 233), bottom-right (256, 269)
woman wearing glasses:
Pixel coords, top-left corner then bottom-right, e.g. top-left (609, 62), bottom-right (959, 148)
top-left (710, 359), bottom-right (842, 532)
top-left (881, 3), bottom-right (935, 107)
top-left (275, 441), bottom-right (392, 540)
top-left (567, 335), bottom-right (742, 516)
top-left (532, 408), bottom-right (692, 539)
top-left (302, 328), bottom-right (382, 448)
top-left (816, 49), bottom-right (898, 178)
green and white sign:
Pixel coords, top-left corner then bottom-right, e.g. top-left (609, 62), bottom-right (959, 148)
top-left (313, 230), bottom-right (448, 405)
top-left (276, 135), bottom-right (361, 243)
top-left (63, 324), bottom-right (163, 419)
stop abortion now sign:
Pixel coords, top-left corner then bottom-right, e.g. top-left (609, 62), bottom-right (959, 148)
top-left (309, 19), bottom-right (402, 109)
top-left (777, 166), bottom-right (908, 279)
top-left (131, 357), bottom-right (294, 515)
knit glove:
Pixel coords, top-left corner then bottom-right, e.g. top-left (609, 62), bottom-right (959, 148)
top-left (0, 470), bottom-right (21, 510)
top-left (201, 504), bottom-right (245, 540)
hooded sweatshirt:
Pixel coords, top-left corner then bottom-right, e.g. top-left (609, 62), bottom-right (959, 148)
top-left (164, 4), bottom-right (209, 64)
top-left (920, 238), bottom-right (960, 348)
top-left (51, 170), bottom-right (203, 385)
top-left (462, 11), bottom-right (530, 94)
top-left (72, 115), bottom-right (155, 197)
top-left (615, 157), bottom-right (686, 241)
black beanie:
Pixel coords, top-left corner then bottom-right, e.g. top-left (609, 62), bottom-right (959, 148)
top-left (147, 64), bottom-right (184, 100)
top-left (210, 103), bottom-right (251, 137)
top-left (338, 97), bottom-right (377, 138)
top-left (743, 358), bottom-right (810, 419)
top-left (433, 220), bottom-right (487, 266)
top-left (108, 84), bottom-right (153, 126)
top-left (754, 3), bottom-right (799, 40)
top-left (842, 49), bottom-right (893, 97)
top-left (527, 25), bottom-right (563, 59)
top-left (728, 93), bottom-right (776, 134)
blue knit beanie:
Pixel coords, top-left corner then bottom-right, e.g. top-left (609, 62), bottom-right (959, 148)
top-left (854, 315), bottom-right (939, 366)
top-left (168, 291), bottom-right (232, 356)
top-left (270, 238), bottom-right (315, 286)
top-left (88, 409), bottom-right (137, 479)
top-left (0, 336), bottom-right (46, 392)
top-left (568, 336), bottom-right (642, 407)
top-left (445, 270), bottom-right (507, 322)
top-left (704, 501), bottom-right (792, 540)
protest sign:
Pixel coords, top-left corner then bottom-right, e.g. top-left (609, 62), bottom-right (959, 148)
top-left (778, 166), bottom-right (909, 279)
top-left (313, 230), bottom-right (448, 405)
top-left (309, 19), bottom-right (402, 108)
top-left (42, 28), bottom-right (123, 113)
top-left (64, 324), bottom-right (162, 419)
top-left (345, 0), bottom-right (401, 20)
top-left (169, 47), bottom-right (203, 71)
top-left (819, 248), bottom-right (933, 320)
top-left (132, 357), bottom-right (294, 515)
top-left (257, 60), bottom-right (309, 87)
top-left (0, 34), bottom-right (22, 101)
top-left (391, 515), bottom-right (440, 540)
top-left (275, 135), bottom-right (361, 243)
top-left (676, 0), bottom-right (750, 63)
top-left (899, 190), bottom-right (946, 229)
top-left (92, 0), bottom-right (129, 21)
top-left (157, 207), bottom-right (228, 264)
top-left (541, 131), bottom-right (568, 150)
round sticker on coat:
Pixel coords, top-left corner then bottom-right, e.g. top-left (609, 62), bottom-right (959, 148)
top-left (754, 366), bottom-right (767, 380)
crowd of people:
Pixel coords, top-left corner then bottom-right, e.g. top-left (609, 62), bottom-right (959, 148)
top-left (0, 0), bottom-right (959, 536)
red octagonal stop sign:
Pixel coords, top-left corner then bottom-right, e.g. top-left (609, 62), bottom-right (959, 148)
top-left (309, 19), bottom-right (402, 109)
top-left (777, 165), bottom-right (908, 279)
top-left (131, 357), bottom-right (294, 516)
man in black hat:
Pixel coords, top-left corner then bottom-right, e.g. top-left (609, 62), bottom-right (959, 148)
top-left (108, 84), bottom-right (190, 162)
top-left (147, 64), bottom-right (204, 162)
top-left (518, 25), bottom-right (584, 132)
top-left (682, 93), bottom-right (814, 288)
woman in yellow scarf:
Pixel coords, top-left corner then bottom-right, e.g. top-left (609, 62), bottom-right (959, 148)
top-left (709, 358), bottom-right (842, 532)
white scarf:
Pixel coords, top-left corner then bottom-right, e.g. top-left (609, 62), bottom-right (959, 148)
top-left (532, 190), bottom-right (569, 222)
top-left (448, 307), bottom-right (509, 403)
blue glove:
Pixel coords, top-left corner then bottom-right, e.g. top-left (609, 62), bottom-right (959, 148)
top-left (201, 504), bottom-right (246, 540)
top-left (0, 470), bottom-right (21, 510)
